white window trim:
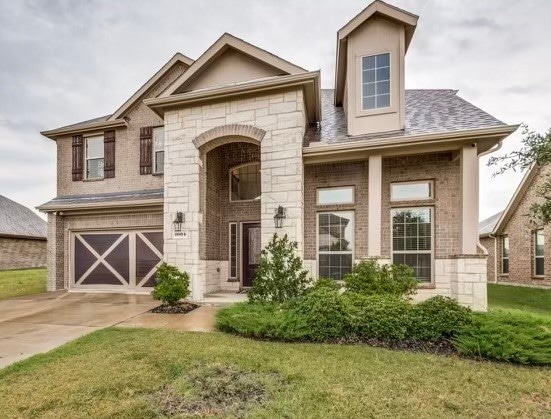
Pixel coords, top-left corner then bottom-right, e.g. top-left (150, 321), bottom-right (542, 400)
top-left (85, 135), bottom-right (104, 180)
top-left (316, 210), bottom-right (355, 281)
top-left (316, 186), bottom-right (355, 206)
top-left (390, 180), bottom-right (434, 202)
top-left (533, 229), bottom-right (544, 277)
top-left (229, 162), bottom-right (261, 203)
top-left (501, 236), bottom-right (509, 275)
top-left (390, 207), bottom-right (435, 283)
top-left (153, 126), bottom-right (164, 174)
top-left (361, 51), bottom-right (392, 111)
top-left (228, 222), bottom-right (237, 279)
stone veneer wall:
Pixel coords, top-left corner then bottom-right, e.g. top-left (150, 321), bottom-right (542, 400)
top-left (163, 88), bottom-right (306, 300)
top-left (0, 237), bottom-right (47, 270)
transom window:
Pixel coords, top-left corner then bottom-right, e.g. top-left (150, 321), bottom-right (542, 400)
top-left (317, 187), bottom-right (355, 205)
top-left (153, 126), bottom-right (164, 174)
top-left (318, 211), bottom-right (354, 281)
top-left (392, 208), bottom-right (433, 282)
top-left (534, 229), bottom-right (544, 276)
top-left (391, 181), bottom-right (433, 201)
top-left (361, 52), bottom-right (391, 110)
top-left (85, 136), bottom-right (104, 179)
top-left (230, 163), bottom-right (261, 201)
top-left (502, 236), bottom-right (509, 274)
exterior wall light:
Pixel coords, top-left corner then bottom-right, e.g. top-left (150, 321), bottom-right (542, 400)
top-left (173, 211), bottom-right (184, 232)
top-left (274, 206), bottom-right (286, 228)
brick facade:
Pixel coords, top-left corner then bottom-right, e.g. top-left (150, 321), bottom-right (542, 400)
top-left (0, 237), bottom-right (46, 270)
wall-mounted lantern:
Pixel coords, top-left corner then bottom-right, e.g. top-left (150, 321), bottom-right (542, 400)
top-left (173, 211), bottom-right (184, 232)
top-left (274, 206), bottom-right (286, 228)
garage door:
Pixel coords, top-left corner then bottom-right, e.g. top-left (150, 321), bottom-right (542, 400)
top-left (72, 230), bottom-right (163, 290)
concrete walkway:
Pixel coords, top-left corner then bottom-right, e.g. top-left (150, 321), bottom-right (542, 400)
top-left (0, 292), bottom-right (157, 368)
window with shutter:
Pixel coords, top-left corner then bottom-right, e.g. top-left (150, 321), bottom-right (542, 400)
top-left (72, 135), bottom-right (84, 181)
top-left (104, 130), bottom-right (115, 178)
top-left (140, 127), bottom-right (153, 175)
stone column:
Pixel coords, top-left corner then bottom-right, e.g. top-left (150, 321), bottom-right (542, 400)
top-left (368, 154), bottom-right (382, 258)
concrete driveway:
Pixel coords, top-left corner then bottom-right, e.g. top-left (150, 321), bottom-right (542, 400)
top-left (0, 292), bottom-right (157, 368)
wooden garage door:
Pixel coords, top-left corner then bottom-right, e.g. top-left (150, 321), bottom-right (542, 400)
top-left (72, 230), bottom-right (163, 289)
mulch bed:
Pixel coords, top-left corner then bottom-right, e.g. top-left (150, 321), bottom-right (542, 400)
top-left (338, 337), bottom-right (457, 356)
top-left (150, 302), bottom-right (199, 314)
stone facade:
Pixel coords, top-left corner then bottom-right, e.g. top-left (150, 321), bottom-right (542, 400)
top-left (0, 237), bottom-right (47, 271)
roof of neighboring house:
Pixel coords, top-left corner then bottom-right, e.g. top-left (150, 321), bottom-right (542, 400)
top-left (0, 195), bottom-right (47, 239)
top-left (304, 89), bottom-right (508, 146)
top-left (37, 189), bottom-right (164, 212)
top-left (479, 211), bottom-right (504, 237)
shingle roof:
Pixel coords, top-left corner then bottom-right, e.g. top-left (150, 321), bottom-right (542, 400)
top-left (304, 89), bottom-right (506, 145)
top-left (0, 195), bottom-right (47, 239)
top-left (38, 189), bottom-right (164, 210)
top-left (479, 211), bottom-right (504, 237)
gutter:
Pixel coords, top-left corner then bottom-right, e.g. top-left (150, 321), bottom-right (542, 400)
top-left (37, 198), bottom-right (163, 213)
top-left (41, 118), bottom-right (128, 141)
top-left (0, 233), bottom-right (47, 241)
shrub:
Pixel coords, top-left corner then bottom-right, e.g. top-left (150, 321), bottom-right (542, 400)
top-left (216, 303), bottom-right (286, 340)
top-left (343, 260), bottom-right (418, 298)
top-left (152, 263), bottom-right (190, 306)
top-left (343, 293), bottom-right (411, 340)
top-left (454, 310), bottom-right (551, 365)
top-left (248, 234), bottom-right (310, 304)
top-left (409, 296), bottom-right (472, 341)
top-left (307, 277), bottom-right (341, 292)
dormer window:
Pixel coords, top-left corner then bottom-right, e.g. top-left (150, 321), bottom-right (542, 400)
top-left (361, 52), bottom-right (390, 110)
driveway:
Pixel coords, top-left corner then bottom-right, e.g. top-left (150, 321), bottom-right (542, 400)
top-left (0, 292), bottom-right (157, 368)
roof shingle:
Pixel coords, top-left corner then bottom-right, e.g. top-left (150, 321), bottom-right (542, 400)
top-left (0, 195), bottom-right (47, 239)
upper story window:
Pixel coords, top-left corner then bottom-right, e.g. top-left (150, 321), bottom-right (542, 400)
top-left (391, 181), bottom-right (433, 201)
top-left (153, 127), bottom-right (164, 174)
top-left (534, 229), bottom-right (544, 276)
top-left (85, 136), bottom-right (104, 179)
top-left (230, 163), bottom-right (261, 201)
top-left (317, 187), bottom-right (355, 205)
top-left (502, 236), bottom-right (509, 274)
top-left (361, 52), bottom-right (390, 110)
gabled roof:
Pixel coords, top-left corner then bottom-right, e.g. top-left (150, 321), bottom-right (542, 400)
top-left (479, 211), bottom-right (504, 237)
top-left (335, 0), bottom-right (418, 105)
top-left (159, 33), bottom-right (307, 97)
top-left (0, 195), bottom-right (46, 239)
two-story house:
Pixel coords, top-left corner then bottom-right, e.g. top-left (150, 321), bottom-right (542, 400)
top-left (39, 1), bottom-right (517, 310)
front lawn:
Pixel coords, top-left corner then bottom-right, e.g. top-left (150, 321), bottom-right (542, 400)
top-left (0, 268), bottom-right (46, 301)
top-left (488, 283), bottom-right (551, 318)
top-left (0, 328), bottom-right (549, 418)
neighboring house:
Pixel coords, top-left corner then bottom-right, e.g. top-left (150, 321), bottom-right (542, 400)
top-left (0, 195), bottom-right (47, 270)
top-left (39, 1), bottom-right (517, 310)
top-left (480, 165), bottom-right (551, 287)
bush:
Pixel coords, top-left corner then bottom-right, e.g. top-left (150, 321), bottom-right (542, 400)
top-left (454, 310), bottom-right (551, 365)
top-left (343, 293), bottom-right (411, 340)
top-left (344, 260), bottom-right (418, 298)
top-left (248, 234), bottom-right (310, 304)
top-left (216, 303), bottom-right (286, 340)
top-left (151, 263), bottom-right (190, 306)
top-left (409, 296), bottom-right (472, 341)
top-left (307, 277), bottom-right (341, 292)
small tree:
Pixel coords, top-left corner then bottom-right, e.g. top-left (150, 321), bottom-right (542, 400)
top-left (488, 125), bottom-right (551, 225)
top-left (152, 263), bottom-right (190, 306)
top-left (248, 233), bottom-right (309, 304)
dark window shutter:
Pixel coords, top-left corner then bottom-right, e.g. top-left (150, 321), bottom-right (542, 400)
top-left (72, 135), bottom-right (84, 181)
top-left (104, 130), bottom-right (115, 178)
top-left (140, 127), bottom-right (153, 175)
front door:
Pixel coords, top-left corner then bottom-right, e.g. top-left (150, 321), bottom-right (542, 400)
top-left (242, 223), bottom-right (261, 287)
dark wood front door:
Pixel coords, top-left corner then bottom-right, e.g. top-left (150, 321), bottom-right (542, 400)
top-left (242, 223), bottom-right (261, 287)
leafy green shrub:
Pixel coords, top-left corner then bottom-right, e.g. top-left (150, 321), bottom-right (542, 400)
top-left (454, 310), bottom-right (551, 365)
top-left (248, 234), bottom-right (309, 304)
top-left (152, 263), bottom-right (190, 306)
top-left (343, 293), bottom-right (411, 340)
top-left (216, 303), bottom-right (286, 339)
top-left (344, 260), bottom-right (418, 298)
top-left (307, 277), bottom-right (341, 292)
top-left (409, 296), bottom-right (472, 341)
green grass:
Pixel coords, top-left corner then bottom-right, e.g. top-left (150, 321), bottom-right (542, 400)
top-left (0, 268), bottom-right (46, 301)
top-left (488, 284), bottom-right (551, 318)
top-left (0, 329), bottom-right (550, 418)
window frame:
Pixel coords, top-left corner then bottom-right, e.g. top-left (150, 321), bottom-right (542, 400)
top-left (84, 135), bottom-right (104, 180)
top-left (390, 180), bottom-right (434, 202)
top-left (316, 186), bottom-right (355, 206)
top-left (228, 162), bottom-right (261, 203)
top-left (501, 236), bottom-right (509, 275)
top-left (361, 51), bottom-right (392, 111)
top-left (228, 222), bottom-right (237, 279)
top-left (316, 210), bottom-right (355, 282)
top-left (533, 229), bottom-right (544, 277)
top-left (390, 207), bottom-right (434, 283)
top-left (153, 126), bottom-right (165, 175)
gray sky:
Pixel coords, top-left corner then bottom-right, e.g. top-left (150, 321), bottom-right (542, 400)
top-left (1, 0), bottom-right (550, 221)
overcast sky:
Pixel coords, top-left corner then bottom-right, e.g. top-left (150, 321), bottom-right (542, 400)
top-left (1, 0), bottom-right (550, 221)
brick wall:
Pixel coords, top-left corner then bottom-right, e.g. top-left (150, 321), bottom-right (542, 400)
top-left (0, 237), bottom-right (46, 270)
top-left (480, 236), bottom-right (496, 282)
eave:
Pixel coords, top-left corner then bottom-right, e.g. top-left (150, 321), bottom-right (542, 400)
top-left (37, 198), bottom-right (163, 213)
top-left (41, 119), bottom-right (128, 141)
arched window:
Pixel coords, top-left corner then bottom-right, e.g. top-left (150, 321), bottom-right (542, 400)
top-left (229, 162), bottom-right (260, 201)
